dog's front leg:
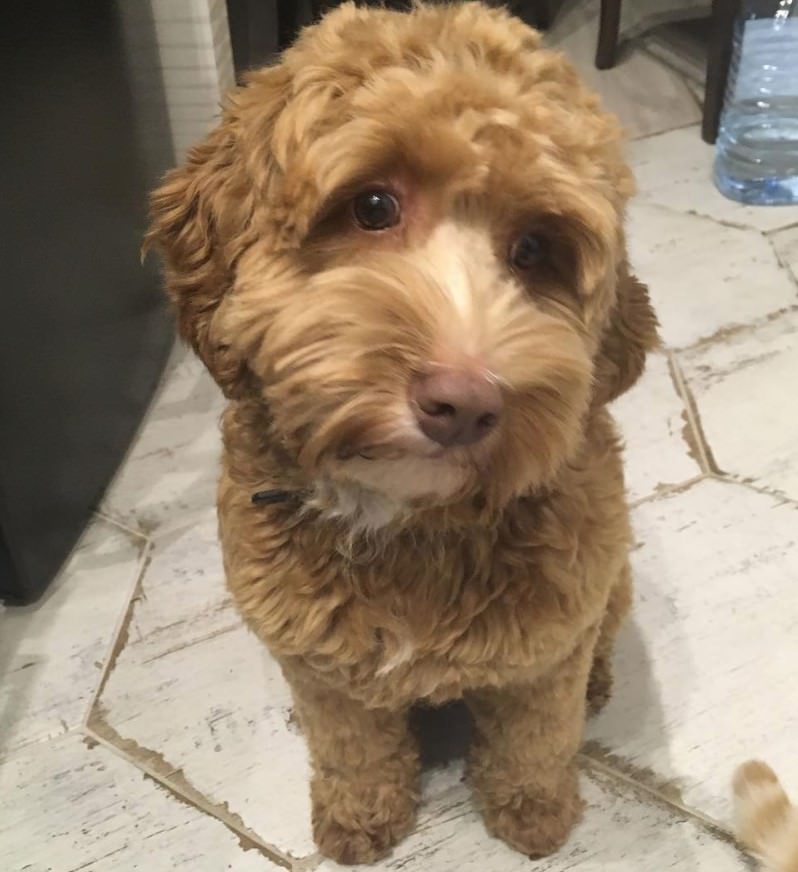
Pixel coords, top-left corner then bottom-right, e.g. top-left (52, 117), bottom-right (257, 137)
top-left (467, 633), bottom-right (598, 858)
top-left (290, 678), bottom-right (419, 865)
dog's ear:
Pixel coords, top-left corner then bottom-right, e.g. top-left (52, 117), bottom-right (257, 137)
top-left (144, 120), bottom-right (255, 397)
top-left (593, 262), bottom-right (659, 405)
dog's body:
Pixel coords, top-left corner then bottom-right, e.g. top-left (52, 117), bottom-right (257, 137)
top-left (147, 2), bottom-right (657, 863)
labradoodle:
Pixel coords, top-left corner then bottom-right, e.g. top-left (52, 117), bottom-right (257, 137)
top-left (146, 2), bottom-right (658, 864)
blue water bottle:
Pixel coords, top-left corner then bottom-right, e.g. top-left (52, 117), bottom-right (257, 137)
top-left (714, 0), bottom-right (798, 205)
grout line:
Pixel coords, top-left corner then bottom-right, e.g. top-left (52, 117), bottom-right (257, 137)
top-left (666, 352), bottom-right (718, 474)
top-left (708, 471), bottom-right (798, 508)
top-left (766, 231), bottom-right (798, 292)
top-left (628, 119), bottom-right (699, 144)
top-left (765, 218), bottom-right (798, 237)
top-left (628, 474), bottom-right (707, 509)
top-left (292, 853), bottom-right (323, 872)
top-left (83, 722), bottom-right (293, 869)
top-left (94, 508), bottom-right (151, 544)
top-left (578, 753), bottom-right (744, 852)
top-left (83, 538), bottom-right (154, 722)
top-left (628, 196), bottom-right (764, 235)
top-left (666, 303), bottom-right (798, 357)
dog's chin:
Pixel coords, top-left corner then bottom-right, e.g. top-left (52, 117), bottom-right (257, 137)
top-left (336, 452), bottom-right (476, 507)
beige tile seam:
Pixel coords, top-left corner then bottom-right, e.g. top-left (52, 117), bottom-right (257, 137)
top-left (627, 119), bottom-right (700, 144)
top-left (83, 539), bottom-right (154, 722)
top-left (93, 508), bottom-right (152, 545)
top-left (768, 227), bottom-right (798, 290)
top-left (666, 303), bottom-right (798, 356)
top-left (628, 473), bottom-right (708, 510)
top-left (665, 352), bottom-right (717, 474)
top-left (576, 754), bottom-right (745, 855)
top-left (766, 218), bottom-right (798, 239)
top-left (707, 471), bottom-right (798, 509)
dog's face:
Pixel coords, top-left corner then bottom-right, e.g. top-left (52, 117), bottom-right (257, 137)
top-left (147, 2), bottom-right (657, 519)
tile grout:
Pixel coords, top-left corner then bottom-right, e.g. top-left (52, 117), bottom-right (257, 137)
top-left (82, 540), bottom-right (154, 723)
top-left (93, 507), bottom-right (152, 545)
top-left (628, 473), bottom-right (707, 510)
top-left (666, 351), bottom-right (719, 475)
top-left (707, 470), bottom-right (798, 509)
top-left (577, 754), bottom-right (745, 852)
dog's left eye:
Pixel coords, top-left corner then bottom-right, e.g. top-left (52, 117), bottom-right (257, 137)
top-left (509, 234), bottom-right (545, 272)
top-left (352, 190), bottom-right (401, 231)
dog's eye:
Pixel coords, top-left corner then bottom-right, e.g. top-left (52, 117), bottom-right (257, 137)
top-left (509, 234), bottom-right (545, 272)
top-left (352, 190), bottom-right (401, 231)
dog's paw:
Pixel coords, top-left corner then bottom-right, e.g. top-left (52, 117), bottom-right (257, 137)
top-left (586, 654), bottom-right (613, 717)
top-left (479, 770), bottom-right (584, 858)
top-left (312, 782), bottom-right (417, 865)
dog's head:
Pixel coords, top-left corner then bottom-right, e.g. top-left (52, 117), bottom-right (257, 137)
top-left (146, 2), bottom-right (657, 520)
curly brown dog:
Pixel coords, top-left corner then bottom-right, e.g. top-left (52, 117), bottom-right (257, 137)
top-left (146, 1), bottom-right (657, 864)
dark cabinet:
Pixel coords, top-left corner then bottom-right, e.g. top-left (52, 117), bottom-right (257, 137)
top-left (0, 2), bottom-right (174, 602)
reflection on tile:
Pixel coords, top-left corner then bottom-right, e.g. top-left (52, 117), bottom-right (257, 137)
top-left (0, 734), bottom-right (279, 872)
top-left (628, 202), bottom-right (796, 348)
top-left (679, 313), bottom-right (798, 499)
top-left (612, 353), bottom-right (701, 501)
top-left (0, 518), bottom-right (143, 760)
top-left (587, 478), bottom-right (798, 824)
top-left (317, 767), bottom-right (747, 872)
top-left (547, 2), bottom-right (701, 140)
top-left (101, 351), bottom-right (225, 537)
top-left (629, 125), bottom-right (798, 232)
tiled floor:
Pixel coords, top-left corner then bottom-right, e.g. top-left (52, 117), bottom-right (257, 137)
top-left (3, 4), bottom-right (798, 871)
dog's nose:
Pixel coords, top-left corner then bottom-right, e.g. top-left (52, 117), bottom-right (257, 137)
top-left (411, 371), bottom-right (502, 446)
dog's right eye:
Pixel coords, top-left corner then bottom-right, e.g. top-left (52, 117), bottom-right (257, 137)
top-left (352, 190), bottom-right (401, 231)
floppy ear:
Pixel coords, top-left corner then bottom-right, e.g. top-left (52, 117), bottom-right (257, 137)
top-left (593, 261), bottom-right (659, 405)
top-left (144, 120), bottom-right (255, 398)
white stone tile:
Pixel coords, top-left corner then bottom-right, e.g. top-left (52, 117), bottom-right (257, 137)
top-left (122, 508), bottom-right (236, 660)
top-left (679, 312), bottom-right (798, 500)
top-left (0, 518), bottom-right (143, 760)
top-left (97, 621), bottom-right (315, 859)
top-left (316, 767), bottom-right (747, 872)
top-left (612, 353), bottom-right (701, 501)
top-left (0, 734), bottom-right (279, 872)
top-left (627, 201), bottom-right (796, 348)
top-left (628, 125), bottom-right (798, 232)
top-left (547, 3), bottom-right (701, 141)
top-left (101, 350), bottom-right (225, 537)
top-left (587, 477), bottom-right (798, 826)
top-left (93, 511), bottom-right (314, 858)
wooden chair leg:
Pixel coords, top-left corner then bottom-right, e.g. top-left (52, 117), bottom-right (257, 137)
top-left (595, 0), bottom-right (622, 70)
top-left (702, 0), bottom-right (740, 143)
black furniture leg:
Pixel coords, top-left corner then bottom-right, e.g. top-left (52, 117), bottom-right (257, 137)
top-left (703, 0), bottom-right (740, 143)
top-left (595, 0), bottom-right (622, 69)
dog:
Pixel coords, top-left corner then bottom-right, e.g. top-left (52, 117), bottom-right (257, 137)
top-left (734, 762), bottom-right (798, 872)
top-left (145, 1), bottom-right (657, 864)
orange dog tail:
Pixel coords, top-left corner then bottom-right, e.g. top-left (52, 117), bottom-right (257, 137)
top-left (733, 761), bottom-right (798, 872)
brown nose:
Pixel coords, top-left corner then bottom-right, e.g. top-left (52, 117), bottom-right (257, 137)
top-left (411, 370), bottom-right (503, 447)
